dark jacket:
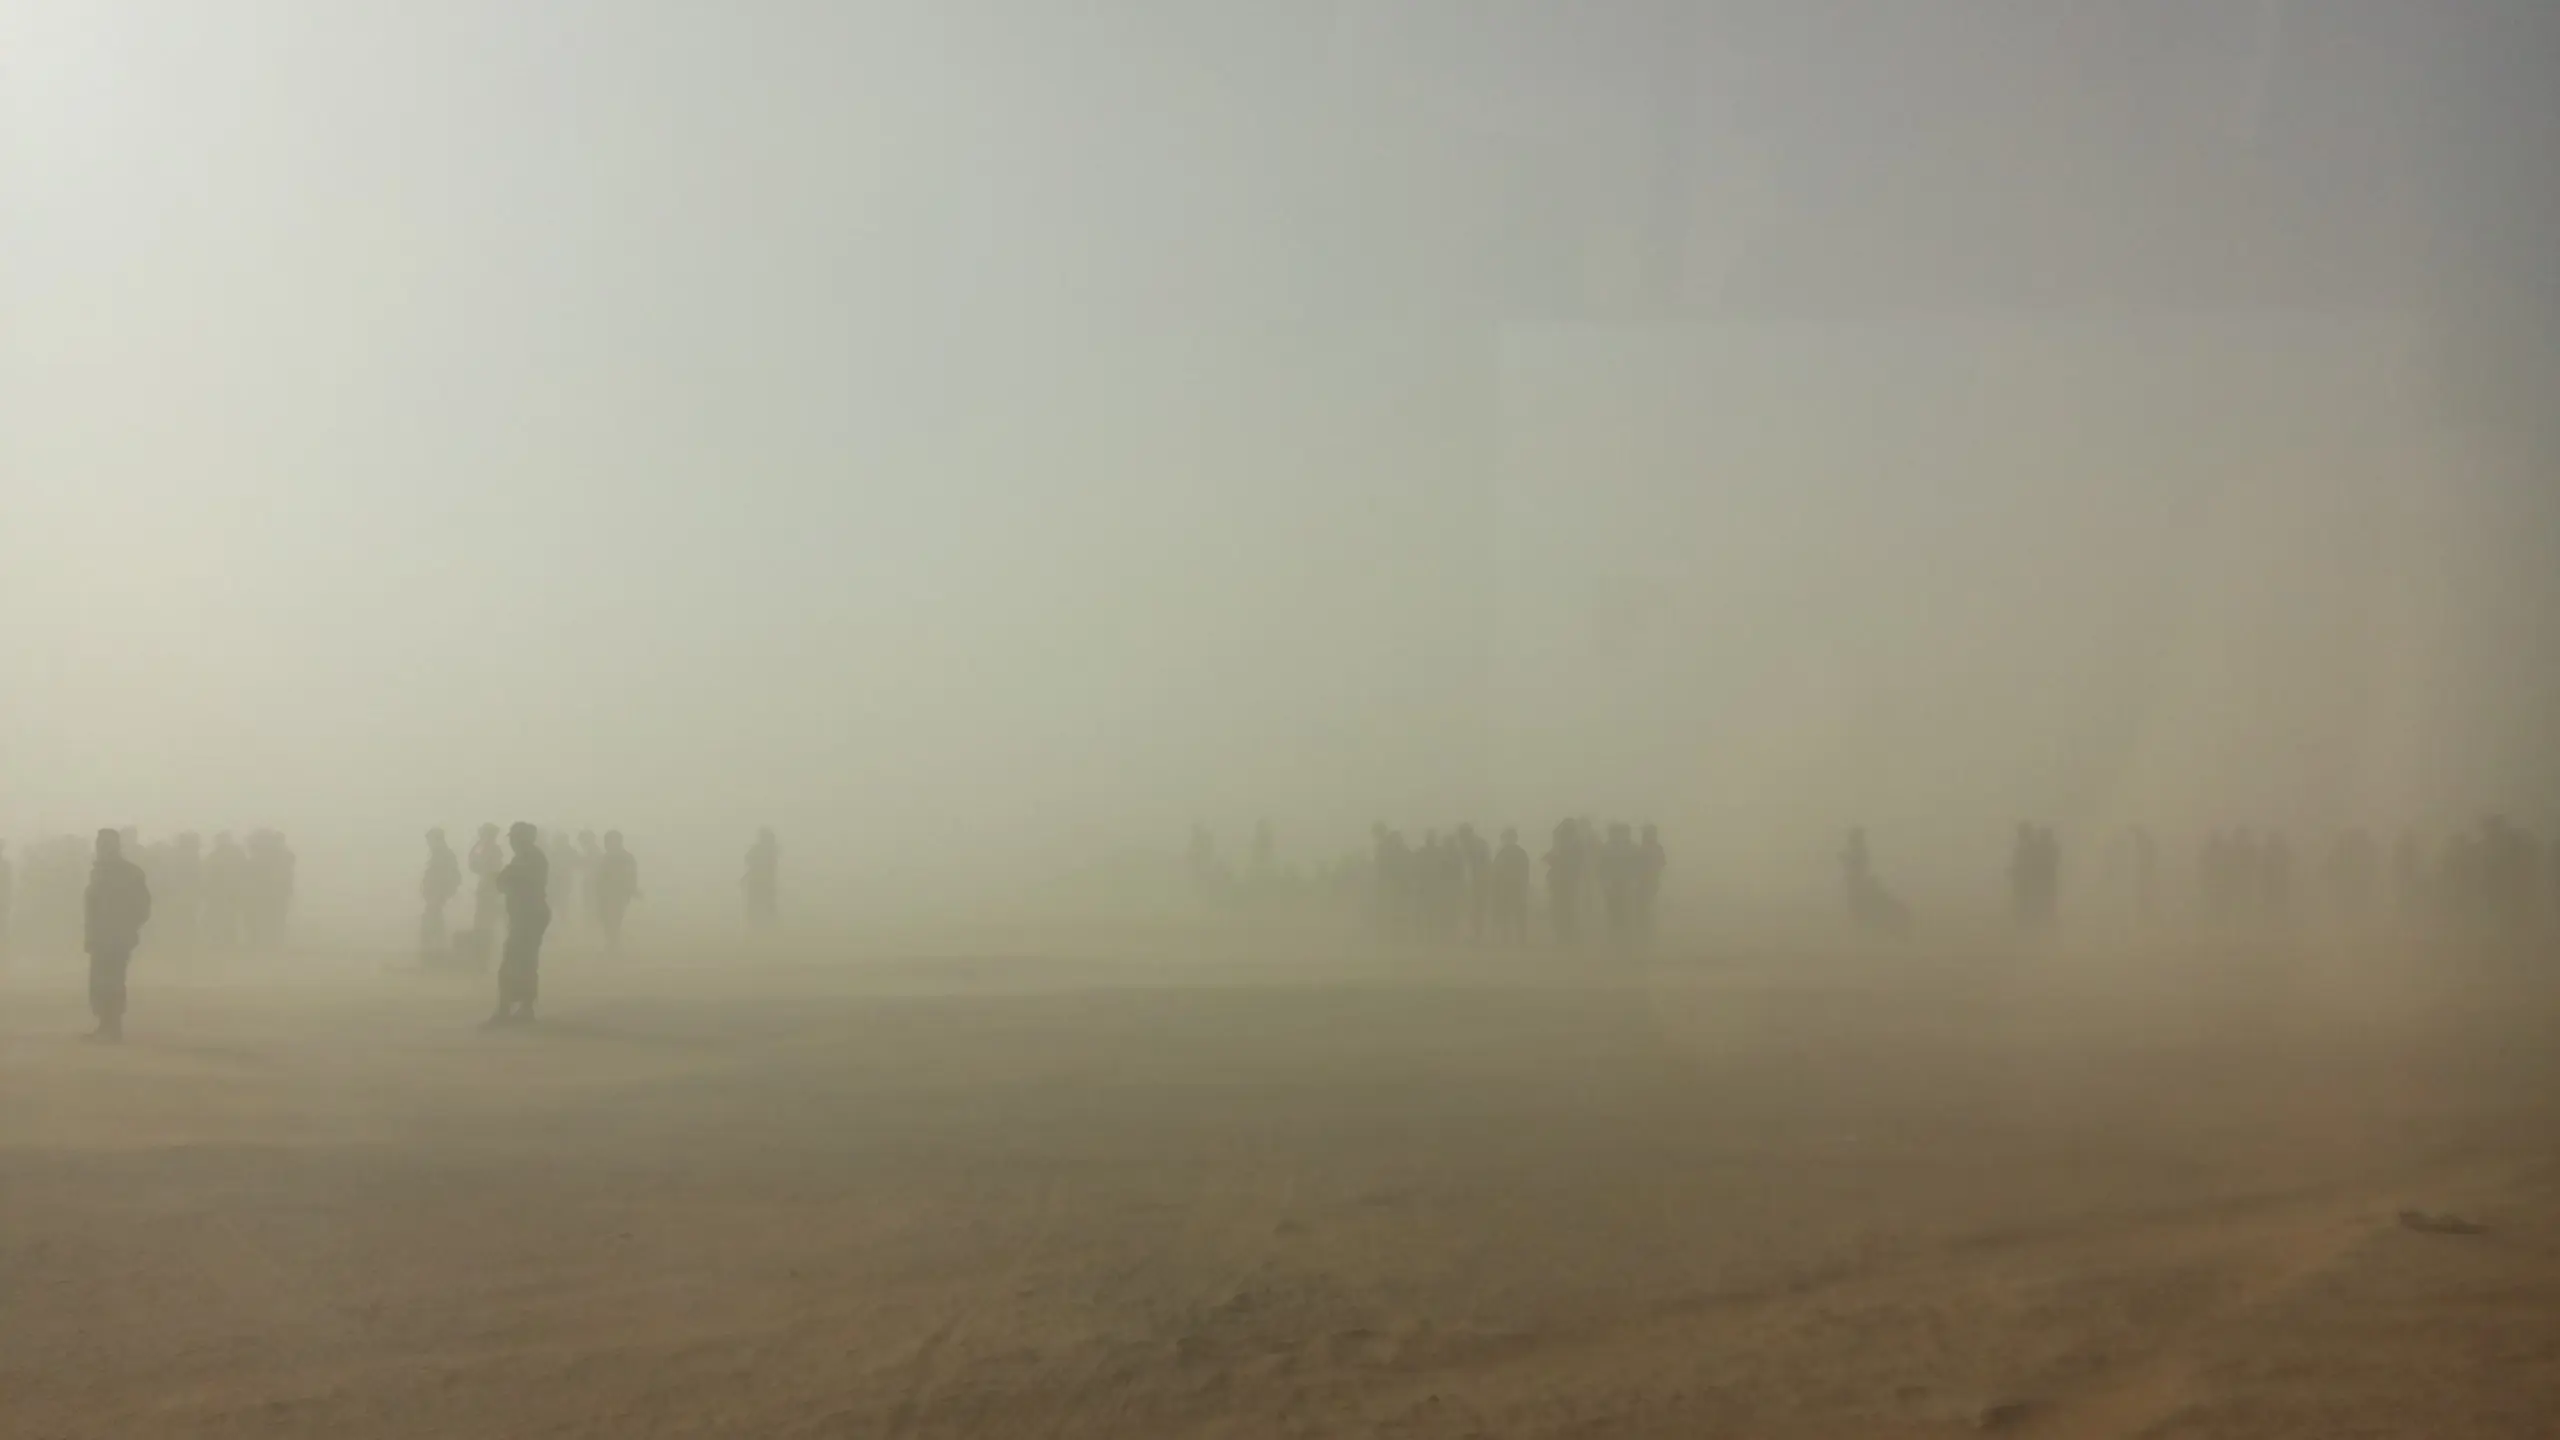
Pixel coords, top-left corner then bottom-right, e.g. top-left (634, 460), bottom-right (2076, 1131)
top-left (85, 857), bottom-right (153, 953)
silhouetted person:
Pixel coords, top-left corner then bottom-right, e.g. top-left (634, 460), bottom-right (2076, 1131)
top-left (1636, 824), bottom-right (1667, 940)
top-left (2393, 830), bottom-right (2428, 920)
top-left (466, 822), bottom-right (505, 959)
top-left (577, 830), bottom-right (603, 925)
top-left (1372, 826), bottom-right (1413, 938)
top-left (421, 828), bottom-right (462, 956)
top-left (1456, 823), bottom-right (1491, 940)
top-left (1599, 822), bottom-right (1641, 945)
top-left (2130, 827), bottom-right (2159, 922)
top-left (1545, 820), bottom-right (1585, 946)
top-left (2009, 823), bottom-right (2037, 929)
top-left (1491, 828), bottom-right (1530, 945)
top-left (1841, 828), bottom-right (1910, 938)
top-left (744, 827), bottom-right (780, 931)
top-left (2261, 832), bottom-right (2294, 924)
top-left (201, 831), bottom-right (245, 950)
top-left (165, 832), bottom-right (203, 955)
top-left (241, 830), bottom-right (295, 951)
top-left (2441, 830), bottom-right (2483, 927)
top-left (83, 829), bottom-right (151, 1042)
top-left (486, 823), bottom-right (549, 1027)
top-left (545, 826), bottom-right (582, 931)
top-left (1416, 831), bottom-right (1450, 940)
top-left (2325, 829), bottom-right (2378, 922)
top-left (593, 830), bottom-right (639, 952)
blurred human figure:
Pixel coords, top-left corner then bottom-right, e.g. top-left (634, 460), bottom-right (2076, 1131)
top-left (486, 822), bottom-right (550, 1027)
top-left (467, 823), bottom-right (505, 958)
top-left (1545, 820), bottom-right (1585, 946)
top-left (577, 830), bottom-right (603, 925)
top-left (2261, 832), bottom-right (2294, 925)
top-left (2325, 829), bottom-right (2378, 924)
top-left (2012, 824), bottom-right (2060, 932)
top-left (1456, 823), bottom-right (1490, 941)
top-left (2441, 829), bottom-right (2483, 927)
top-left (593, 831), bottom-right (640, 952)
top-left (744, 827), bottom-right (780, 931)
top-left (2130, 826), bottom-right (2159, 923)
top-left (1636, 824), bottom-right (1667, 940)
top-left (202, 831), bottom-right (246, 950)
top-left (1415, 831), bottom-right (1448, 940)
top-left (243, 830), bottom-right (295, 951)
top-left (2009, 823), bottom-right (2037, 930)
top-left (1490, 828), bottom-right (1530, 945)
top-left (1841, 828), bottom-right (1910, 938)
top-left (1598, 823), bottom-right (1640, 945)
top-left (2229, 830), bottom-right (2263, 926)
top-left (159, 832), bottom-right (203, 955)
top-left (83, 828), bottom-right (152, 1042)
top-left (421, 828), bottom-right (462, 956)
top-left (1369, 824), bottom-right (1403, 938)
top-left (2392, 830), bottom-right (2428, 921)
top-left (544, 826), bottom-right (582, 932)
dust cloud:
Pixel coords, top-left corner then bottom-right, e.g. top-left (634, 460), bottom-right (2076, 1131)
top-left (5, 4), bottom-right (2559, 1437)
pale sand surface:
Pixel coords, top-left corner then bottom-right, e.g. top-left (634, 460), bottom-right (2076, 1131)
top-left (5, 940), bottom-right (2558, 1438)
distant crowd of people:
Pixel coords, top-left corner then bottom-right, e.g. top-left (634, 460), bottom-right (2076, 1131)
top-left (1186, 818), bottom-right (1670, 949)
top-left (0, 827), bottom-right (295, 964)
top-left (0, 822), bottom-right (782, 1042)
top-left (10, 806), bottom-right (2554, 1045)
top-left (1921, 817), bottom-right (2554, 939)
top-left (418, 824), bottom-right (645, 969)
top-left (1180, 814), bottom-right (2558, 951)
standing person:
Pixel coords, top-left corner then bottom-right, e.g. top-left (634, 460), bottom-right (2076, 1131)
top-left (593, 831), bottom-right (639, 952)
top-left (1545, 820), bottom-right (1584, 947)
top-left (743, 828), bottom-right (780, 931)
top-left (485, 823), bottom-right (550, 1028)
top-left (243, 830), bottom-right (295, 951)
top-left (546, 826), bottom-right (583, 934)
top-left (150, 833), bottom-right (202, 957)
top-left (1456, 823), bottom-right (1492, 941)
top-left (2130, 826), bottom-right (2158, 924)
top-left (83, 828), bottom-right (152, 1042)
top-left (2009, 823), bottom-right (2038, 930)
top-left (201, 831), bottom-right (246, 950)
top-left (577, 830), bottom-right (604, 926)
top-left (421, 828), bottom-right (462, 958)
top-left (1636, 823), bottom-right (1667, 940)
top-left (1841, 827), bottom-right (1911, 938)
top-left (466, 823), bottom-right (505, 962)
top-left (1490, 828), bottom-right (1530, 945)
top-left (1599, 823), bottom-right (1641, 945)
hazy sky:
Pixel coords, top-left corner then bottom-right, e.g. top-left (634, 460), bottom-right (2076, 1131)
top-left (4, 1), bottom-right (2555, 918)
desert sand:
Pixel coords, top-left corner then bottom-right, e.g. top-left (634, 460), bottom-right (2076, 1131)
top-left (5, 935), bottom-right (2558, 1438)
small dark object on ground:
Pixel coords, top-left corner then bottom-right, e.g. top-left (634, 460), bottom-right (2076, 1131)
top-left (2398, 1209), bottom-right (2485, 1236)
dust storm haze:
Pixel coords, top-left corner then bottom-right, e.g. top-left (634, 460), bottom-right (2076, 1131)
top-left (6, 5), bottom-right (2560, 1439)
top-left (5, 0), bottom-right (2551, 925)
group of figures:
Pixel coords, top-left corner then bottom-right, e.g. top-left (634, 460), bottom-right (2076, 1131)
top-left (0, 829), bottom-right (167, 1041)
top-left (417, 824), bottom-right (643, 967)
top-left (0, 823), bottom-right (783, 1043)
top-left (1849, 818), bottom-right (2560, 939)
top-left (1186, 818), bottom-right (1670, 948)
top-left (421, 825), bottom-right (781, 1024)
top-left (0, 827), bottom-right (295, 965)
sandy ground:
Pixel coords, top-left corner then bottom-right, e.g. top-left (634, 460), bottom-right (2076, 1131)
top-left (4, 935), bottom-right (2559, 1439)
